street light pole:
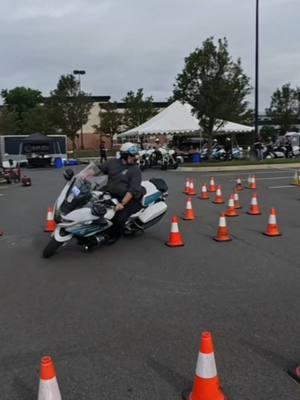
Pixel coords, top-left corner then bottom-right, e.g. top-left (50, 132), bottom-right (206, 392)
top-left (73, 69), bottom-right (86, 150)
top-left (255, 0), bottom-right (259, 137)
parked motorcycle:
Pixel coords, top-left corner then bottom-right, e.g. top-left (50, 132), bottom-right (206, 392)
top-left (141, 147), bottom-right (179, 170)
top-left (139, 150), bottom-right (152, 170)
top-left (42, 164), bottom-right (168, 258)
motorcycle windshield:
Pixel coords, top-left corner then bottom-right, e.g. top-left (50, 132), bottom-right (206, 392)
top-left (59, 164), bottom-right (108, 216)
top-left (76, 163), bottom-right (108, 189)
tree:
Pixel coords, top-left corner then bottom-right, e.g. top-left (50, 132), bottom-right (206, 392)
top-left (122, 88), bottom-right (157, 129)
top-left (21, 104), bottom-right (57, 135)
top-left (1, 87), bottom-right (43, 133)
top-left (93, 102), bottom-right (124, 144)
top-left (49, 74), bottom-right (93, 150)
top-left (265, 83), bottom-right (299, 135)
top-left (0, 108), bottom-right (18, 134)
top-left (173, 37), bottom-right (252, 152)
top-left (99, 102), bottom-right (124, 135)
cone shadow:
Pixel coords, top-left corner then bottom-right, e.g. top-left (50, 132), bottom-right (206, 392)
top-left (147, 357), bottom-right (191, 393)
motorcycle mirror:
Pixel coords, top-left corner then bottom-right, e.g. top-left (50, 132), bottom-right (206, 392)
top-left (63, 168), bottom-right (74, 181)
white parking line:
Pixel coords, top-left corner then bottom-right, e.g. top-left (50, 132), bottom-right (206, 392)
top-left (231, 176), bottom-right (291, 181)
top-left (268, 185), bottom-right (296, 189)
top-left (203, 170), bottom-right (295, 178)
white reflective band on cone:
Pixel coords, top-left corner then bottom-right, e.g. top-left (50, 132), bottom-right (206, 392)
top-left (251, 197), bottom-right (257, 205)
top-left (219, 217), bottom-right (226, 227)
top-left (268, 214), bottom-right (277, 224)
top-left (228, 198), bottom-right (234, 207)
top-left (186, 202), bottom-right (192, 210)
top-left (195, 352), bottom-right (217, 379)
top-left (171, 223), bottom-right (179, 233)
top-left (38, 378), bottom-right (62, 400)
top-left (216, 189), bottom-right (221, 196)
top-left (202, 186), bottom-right (207, 192)
top-left (234, 193), bottom-right (238, 201)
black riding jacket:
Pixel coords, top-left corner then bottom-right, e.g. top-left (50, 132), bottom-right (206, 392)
top-left (94, 158), bottom-right (143, 201)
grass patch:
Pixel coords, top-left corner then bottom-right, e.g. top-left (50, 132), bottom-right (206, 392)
top-left (71, 149), bottom-right (117, 158)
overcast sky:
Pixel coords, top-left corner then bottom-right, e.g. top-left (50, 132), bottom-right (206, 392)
top-left (1, 0), bottom-right (299, 110)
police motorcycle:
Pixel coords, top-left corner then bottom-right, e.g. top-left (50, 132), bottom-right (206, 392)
top-left (231, 146), bottom-right (244, 160)
top-left (139, 149), bottom-right (152, 170)
top-left (42, 163), bottom-right (168, 258)
top-left (149, 146), bottom-right (179, 169)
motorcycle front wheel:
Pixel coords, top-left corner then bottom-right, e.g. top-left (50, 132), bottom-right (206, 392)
top-left (43, 237), bottom-right (63, 258)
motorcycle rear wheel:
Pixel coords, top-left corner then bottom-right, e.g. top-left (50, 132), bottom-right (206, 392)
top-left (43, 237), bottom-right (63, 258)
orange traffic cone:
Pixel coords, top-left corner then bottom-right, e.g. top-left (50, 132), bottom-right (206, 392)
top-left (38, 356), bottom-right (62, 400)
top-left (183, 198), bottom-right (196, 221)
top-left (214, 213), bottom-right (232, 242)
top-left (287, 364), bottom-right (300, 383)
top-left (233, 191), bottom-right (241, 209)
top-left (249, 175), bottom-right (257, 190)
top-left (213, 186), bottom-right (224, 204)
top-left (182, 331), bottom-right (227, 400)
top-left (166, 216), bottom-right (184, 247)
top-left (263, 208), bottom-right (281, 237)
top-left (183, 179), bottom-right (191, 194)
top-left (225, 195), bottom-right (238, 217)
top-left (188, 180), bottom-right (197, 196)
top-left (208, 177), bottom-right (216, 192)
top-left (200, 184), bottom-right (209, 200)
top-left (236, 177), bottom-right (243, 191)
top-left (44, 207), bottom-right (56, 233)
top-left (247, 193), bottom-right (261, 215)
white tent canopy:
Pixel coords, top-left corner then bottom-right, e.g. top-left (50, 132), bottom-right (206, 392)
top-left (217, 120), bottom-right (254, 134)
top-left (120, 101), bottom-right (200, 137)
top-left (119, 100), bottom-right (253, 138)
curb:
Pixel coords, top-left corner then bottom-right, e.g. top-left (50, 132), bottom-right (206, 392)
top-left (176, 163), bottom-right (300, 173)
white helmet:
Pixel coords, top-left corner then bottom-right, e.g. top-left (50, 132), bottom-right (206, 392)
top-left (120, 142), bottom-right (140, 158)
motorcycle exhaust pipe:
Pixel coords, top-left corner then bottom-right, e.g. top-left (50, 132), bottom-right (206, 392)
top-left (83, 234), bottom-right (106, 252)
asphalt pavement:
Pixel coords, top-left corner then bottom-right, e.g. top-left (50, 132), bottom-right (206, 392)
top-left (0, 166), bottom-right (299, 399)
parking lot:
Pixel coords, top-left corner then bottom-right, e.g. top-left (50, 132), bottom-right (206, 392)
top-left (0, 166), bottom-right (299, 399)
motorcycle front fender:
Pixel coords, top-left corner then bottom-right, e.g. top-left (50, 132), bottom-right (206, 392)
top-left (53, 226), bottom-right (73, 242)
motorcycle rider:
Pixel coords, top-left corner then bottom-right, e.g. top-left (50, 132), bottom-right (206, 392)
top-left (151, 138), bottom-right (162, 166)
top-left (84, 142), bottom-right (144, 243)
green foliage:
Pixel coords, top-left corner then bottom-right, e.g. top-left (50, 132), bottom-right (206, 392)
top-left (0, 108), bottom-right (18, 134)
top-left (259, 126), bottom-right (279, 141)
top-left (95, 102), bottom-right (124, 136)
top-left (265, 83), bottom-right (299, 135)
top-left (1, 87), bottom-right (43, 133)
top-left (1, 87), bottom-right (43, 115)
top-left (173, 37), bottom-right (252, 145)
top-left (49, 74), bottom-right (93, 149)
top-left (21, 104), bottom-right (57, 135)
top-left (122, 88), bottom-right (157, 129)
